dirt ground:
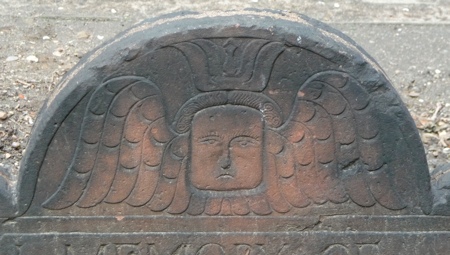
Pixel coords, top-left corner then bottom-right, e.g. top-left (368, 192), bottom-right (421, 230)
top-left (0, 0), bottom-right (449, 183)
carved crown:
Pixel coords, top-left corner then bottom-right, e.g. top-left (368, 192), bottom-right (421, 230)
top-left (173, 38), bottom-right (285, 92)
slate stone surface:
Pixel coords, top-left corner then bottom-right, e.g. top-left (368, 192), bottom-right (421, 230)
top-left (1, 10), bottom-right (448, 254)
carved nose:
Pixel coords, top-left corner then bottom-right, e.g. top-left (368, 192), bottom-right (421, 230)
top-left (220, 156), bottom-right (231, 169)
top-left (219, 148), bottom-right (232, 170)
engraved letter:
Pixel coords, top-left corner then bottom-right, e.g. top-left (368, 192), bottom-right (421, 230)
top-left (322, 244), bottom-right (351, 255)
top-left (196, 244), bottom-right (226, 255)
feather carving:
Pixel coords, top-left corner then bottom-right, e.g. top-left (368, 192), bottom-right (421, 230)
top-left (42, 76), bottom-right (178, 210)
top-left (275, 71), bottom-right (412, 210)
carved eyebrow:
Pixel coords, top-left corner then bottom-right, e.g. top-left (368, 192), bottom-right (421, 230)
top-left (197, 132), bottom-right (222, 141)
top-left (230, 130), bottom-right (261, 141)
top-left (202, 131), bottom-right (218, 137)
top-left (234, 135), bottom-right (260, 141)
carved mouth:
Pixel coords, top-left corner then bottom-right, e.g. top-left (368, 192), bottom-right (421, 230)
top-left (217, 173), bottom-right (234, 179)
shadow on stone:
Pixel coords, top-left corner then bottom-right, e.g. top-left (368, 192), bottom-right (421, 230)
top-left (0, 10), bottom-right (448, 254)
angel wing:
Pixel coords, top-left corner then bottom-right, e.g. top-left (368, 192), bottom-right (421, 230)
top-left (270, 71), bottom-right (431, 213)
top-left (43, 76), bottom-right (189, 212)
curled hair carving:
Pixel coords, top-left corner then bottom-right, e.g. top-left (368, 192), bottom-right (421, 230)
top-left (173, 91), bottom-right (283, 133)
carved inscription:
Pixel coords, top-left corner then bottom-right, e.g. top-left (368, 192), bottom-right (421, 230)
top-left (40, 37), bottom-right (430, 215)
top-left (94, 243), bottom-right (157, 255)
top-left (13, 240), bottom-right (381, 255)
top-left (323, 243), bottom-right (380, 255)
top-left (63, 242), bottom-right (289, 255)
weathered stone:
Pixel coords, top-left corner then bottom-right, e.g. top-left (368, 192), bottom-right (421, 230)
top-left (0, 111), bottom-right (8, 120)
top-left (0, 10), bottom-right (447, 254)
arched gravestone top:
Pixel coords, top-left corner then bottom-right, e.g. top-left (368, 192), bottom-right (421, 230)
top-left (0, 10), bottom-right (432, 218)
top-left (5, 10), bottom-right (450, 255)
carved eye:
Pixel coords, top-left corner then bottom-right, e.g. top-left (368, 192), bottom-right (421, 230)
top-left (199, 136), bottom-right (220, 145)
top-left (234, 137), bottom-right (258, 148)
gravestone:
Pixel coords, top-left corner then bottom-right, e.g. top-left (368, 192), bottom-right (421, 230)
top-left (1, 10), bottom-right (449, 254)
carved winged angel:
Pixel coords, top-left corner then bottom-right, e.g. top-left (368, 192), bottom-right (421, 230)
top-left (43, 41), bottom-right (427, 216)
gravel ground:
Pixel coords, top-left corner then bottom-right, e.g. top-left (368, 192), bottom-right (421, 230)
top-left (0, 0), bottom-right (449, 185)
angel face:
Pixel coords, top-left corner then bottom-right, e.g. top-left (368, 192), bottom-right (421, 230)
top-left (190, 105), bottom-right (264, 191)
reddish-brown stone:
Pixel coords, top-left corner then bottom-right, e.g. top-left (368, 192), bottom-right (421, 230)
top-left (0, 10), bottom-right (447, 254)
